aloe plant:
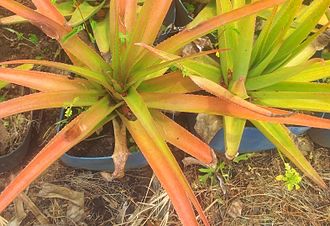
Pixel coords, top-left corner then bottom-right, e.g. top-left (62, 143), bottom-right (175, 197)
top-left (0, 0), bottom-right (330, 225)
top-left (180, 0), bottom-right (330, 185)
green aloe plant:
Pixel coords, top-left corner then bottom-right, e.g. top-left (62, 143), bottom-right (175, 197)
top-left (0, 0), bottom-right (329, 225)
top-left (137, 0), bottom-right (330, 188)
top-left (181, 0), bottom-right (330, 187)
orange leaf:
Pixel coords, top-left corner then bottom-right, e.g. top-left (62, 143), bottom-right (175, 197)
top-left (32, 0), bottom-right (67, 25)
top-left (0, 97), bottom-right (115, 213)
top-left (142, 93), bottom-right (330, 129)
top-left (0, 91), bottom-right (102, 119)
top-left (122, 117), bottom-right (209, 226)
top-left (123, 0), bottom-right (173, 73)
top-left (152, 110), bottom-right (215, 164)
top-left (190, 75), bottom-right (274, 117)
top-left (137, 72), bottom-right (200, 93)
top-left (0, 68), bottom-right (93, 92)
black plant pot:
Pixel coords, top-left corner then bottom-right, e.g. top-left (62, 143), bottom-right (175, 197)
top-left (308, 113), bottom-right (330, 148)
top-left (157, 0), bottom-right (192, 43)
top-left (0, 112), bottom-right (33, 172)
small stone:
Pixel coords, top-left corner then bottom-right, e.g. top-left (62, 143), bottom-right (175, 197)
top-left (194, 114), bottom-right (223, 143)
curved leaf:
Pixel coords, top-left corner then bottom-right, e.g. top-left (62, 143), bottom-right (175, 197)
top-left (92, 14), bottom-right (110, 54)
top-left (122, 117), bottom-right (208, 226)
top-left (130, 45), bottom-right (223, 84)
top-left (0, 60), bottom-right (110, 88)
top-left (137, 72), bottom-right (200, 94)
top-left (0, 67), bottom-right (93, 92)
top-left (123, 88), bottom-right (209, 226)
top-left (0, 96), bottom-right (116, 213)
top-left (190, 75), bottom-right (275, 117)
top-left (286, 60), bottom-right (330, 82)
top-left (142, 93), bottom-right (330, 129)
top-left (123, 0), bottom-right (173, 72)
top-left (152, 110), bottom-right (215, 164)
top-left (0, 90), bottom-right (103, 119)
top-left (68, 0), bottom-right (105, 26)
top-left (32, 0), bottom-right (67, 25)
top-left (246, 60), bottom-right (320, 90)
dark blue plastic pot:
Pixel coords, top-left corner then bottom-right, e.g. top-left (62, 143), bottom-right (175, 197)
top-left (57, 109), bottom-right (148, 171)
top-left (210, 126), bottom-right (310, 153)
top-left (308, 113), bottom-right (330, 148)
top-left (60, 150), bottom-right (148, 171)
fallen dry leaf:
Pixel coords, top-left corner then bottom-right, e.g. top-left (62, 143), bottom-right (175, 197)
top-left (0, 216), bottom-right (7, 226)
top-left (7, 196), bottom-right (26, 226)
top-left (227, 199), bottom-right (243, 218)
top-left (37, 183), bottom-right (84, 222)
top-left (19, 192), bottom-right (49, 225)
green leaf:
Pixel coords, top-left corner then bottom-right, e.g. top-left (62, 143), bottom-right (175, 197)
top-left (130, 46), bottom-right (222, 85)
top-left (186, 1), bottom-right (216, 29)
top-left (54, 0), bottom-right (75, 16)
top-left (230, 0), bottom-right (255, 83)
top-left (28, 33), bottom-right (39, 44)
top-left (216, 0), bottom-right (235, 85)
top-left (276, 163), bottom-right (302, 191)
top-left (91, 15), bottom-right (110, 54)
top-left (251, 0), bottom-right (302, 66)
top-left (223, 117), bottom-right (246, 159)
top-left (250, 91), bottom-right (330, 100)
top-left (251, 92), bottom-right (330, 113)
top-left (61, 24), bottom-right (85, 43)
top-left (284, 23), bottom-right (329, 67)
top-left (248, 43), bottom-right (282, 77)
top-left (130, 46), bottom-right (222, 88)
top-left (68, 0), bottom-right (106, 27)
top-left (286, 60), bottom-right (330, 82)
top-left (0, 81), bottom-right (8, 89)
top-left (259, 81), bottom-right (330, 92)
top-left (246, 61), bottom-right (319, 90)
top-left (266, 0), bottom-right (330, 71)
